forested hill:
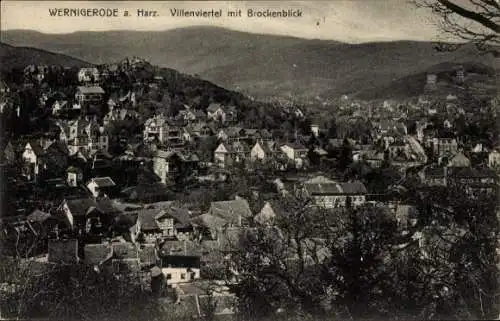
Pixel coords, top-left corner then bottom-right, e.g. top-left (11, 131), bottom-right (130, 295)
top-left (0, 46), bottom-right (305, 133)
top-left (0, 42), bottom-right (89, 72)
top-left (2, 26), bottom-right (496, 100)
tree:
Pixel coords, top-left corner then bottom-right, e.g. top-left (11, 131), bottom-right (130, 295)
top-left (323, 205), bottom-right (399, 319)
top-left (229, 196), bottom-right (404, 320)
top-left (230, 196), bottom-right (335, 319)
top-left (0, 256), bottom-right (194, 321)
top-left (326, 118), bottom-right (337, 138)
top-left (337, 138), bottom-right (353, 172)
top-left (413, 0), bottom-right (500, 56)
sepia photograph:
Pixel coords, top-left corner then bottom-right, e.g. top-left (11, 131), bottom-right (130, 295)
top-left (0, 0), bottom-right (499, 320)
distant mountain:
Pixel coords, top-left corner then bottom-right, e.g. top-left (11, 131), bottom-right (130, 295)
top-left (0, 42), bottom-right (89, 72)
top-left (1, 27), bottom-right (497, 100)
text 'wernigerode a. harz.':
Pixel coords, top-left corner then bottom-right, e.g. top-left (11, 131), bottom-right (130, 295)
top-left (48, 7), bottom-right (304, 18)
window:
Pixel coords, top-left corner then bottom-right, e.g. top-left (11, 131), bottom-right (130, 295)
top-left (166, 274), bottom-right (172, 280)
top-left (180, 273), bottom-right (186, 280)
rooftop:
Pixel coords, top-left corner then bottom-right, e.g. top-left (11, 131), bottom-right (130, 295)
top-left (89, 177), bottom-right (116, 187)
top-left (208, 198), bottom-right (253, 224)
top-left (77, 86), bottom-right (105, 95)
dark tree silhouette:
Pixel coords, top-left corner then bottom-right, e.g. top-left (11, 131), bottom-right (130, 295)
top-left (413, 0), bottom-right (500, 56)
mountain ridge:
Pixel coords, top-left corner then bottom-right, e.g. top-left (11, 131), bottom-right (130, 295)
top-left (0, 42), bottom-right (90, 71)
top-left (1, 27), bottom-right (496, 100)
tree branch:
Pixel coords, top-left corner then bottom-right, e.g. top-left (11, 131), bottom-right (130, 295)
top-left (437, 0), bottom-right (500, 33)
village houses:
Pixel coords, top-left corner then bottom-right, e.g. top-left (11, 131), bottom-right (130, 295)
top-left (144, 114), bottom-right (184, 146)
top-left (78, 67), bottom-right (100, 83)
top-left (300, 176), bottom-right (368, 208)
top-left (206, 103), bottom-right (237, 124)
top-left (75, 85), bottom-right (105, 105)
top-left (57, 119), bottom-right (109, 155)
top-left (214, 141), bottom-right (250, 169)
top-left (280, 142), bottom-right (308, 168)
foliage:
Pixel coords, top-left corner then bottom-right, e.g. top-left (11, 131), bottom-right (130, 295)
top-left (0, 258), bottom-right (196, 321)
top-left (229, 185), bottom-right (499, 320)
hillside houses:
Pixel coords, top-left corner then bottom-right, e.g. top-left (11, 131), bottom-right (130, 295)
top-left (280, 142), bottom-right (308, 168)
top-left (2, 56), bottom-right (499, 320)
top-left (488, 149), bottom-right (500, 169)
top-left (206, 103), bottom-right (237, 124)
top-left (57, 119), bottom-right (109, 155)
top-left (250, 140), bottom-right (276, 163)
top-left (153, 149), bottom-right (199, 184)
top-left (75, 85), bottom-right (105, 105)
top-left (206, 198), bottom-right (253, 227)
top-left (300, 176), bottom-right (368, 208)
top-left (78, 67), bottom-right (100, 83)
top-left (143, 115), bottom-right (184, 146)
top-left (214, 141), bottom-right (250, 169)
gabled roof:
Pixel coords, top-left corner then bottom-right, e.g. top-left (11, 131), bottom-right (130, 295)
top-left (63, 197), bottom-right (120, 217)
top-left (45, 140), bottom-right (69, 156)
top-left (313, 147), bottom-right (328, 156)
top-left (304, 180), bottom-right (367, 195)
top-left (254, 201), bottom-right (278, 225)
top-left (25, 141), bottom-right (45, 156)
top-left (155, 149), bottom-right (200, 163)
top-left (63, 198), bottom-right (98, 217)
top-left (137, 208), bottom-right (162, 232)
top-left (157, 207), bottom-right (192, 229)
top-left (161, 240), bottom-right (202, 257)
top-left (447, 152), bottom-right (470, 167)
top-left (340, 181), bottom-right (368, 194)
top-left (88, 177), bottom-right (116, 188)
top-left (252, 141), bottom-right (273, 154)
top-left (53, 100), bottom-right (68, 109)
top-left (208, 198), bottom-right (253, 224)
top-left (191, 213), bottom-right (228, 231)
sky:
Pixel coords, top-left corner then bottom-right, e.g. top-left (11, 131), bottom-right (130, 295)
top-left (1, 0), bottom-right (450, 43)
